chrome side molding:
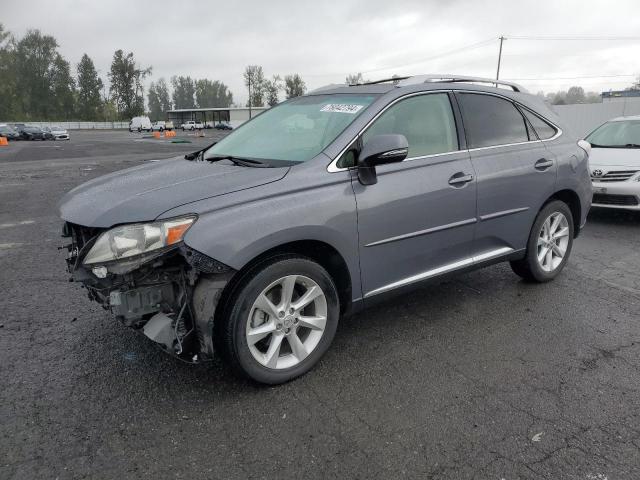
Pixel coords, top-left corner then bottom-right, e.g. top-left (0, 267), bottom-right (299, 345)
top-left (364, 247), bottom-right (515, 298)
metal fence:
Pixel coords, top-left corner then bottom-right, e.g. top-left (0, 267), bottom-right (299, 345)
top-left (554, 98), bottom-right (640, 138)
top-left (0, 121), bottom-right (129, 130)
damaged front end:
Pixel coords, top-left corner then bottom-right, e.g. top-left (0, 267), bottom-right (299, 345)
top-left (62, 218), bottom-right (234, 363)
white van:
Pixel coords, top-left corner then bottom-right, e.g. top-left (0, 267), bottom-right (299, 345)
top-left (129, 116), bottom-right (152, 132)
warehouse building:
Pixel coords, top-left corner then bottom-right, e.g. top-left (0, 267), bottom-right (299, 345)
top-left (166, 107), bottom-right (269, 129)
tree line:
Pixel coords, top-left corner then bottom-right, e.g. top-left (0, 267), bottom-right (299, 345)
top-left (242, 65), bottom-right (307, 107)
top-left (2, 24), bottom-right (311, 122)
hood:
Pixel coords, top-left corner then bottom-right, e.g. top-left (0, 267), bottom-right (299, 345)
top-left (59, 156), bottom-right (289, 227)
top-left (589, 147), bottom-right (640, 169)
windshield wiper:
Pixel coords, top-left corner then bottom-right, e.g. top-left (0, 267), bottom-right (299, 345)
top-left (624, 143), bottom-right (640, 148)
top-left (184, 142), bottom-right (217, 161)
top-left (206, 155), bottom-right (269, 167)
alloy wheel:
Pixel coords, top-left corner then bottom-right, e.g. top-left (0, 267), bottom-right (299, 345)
top-left (246, 275), bottom-right (327, 370)
top-left (537, 212), bottom-right (569, 272)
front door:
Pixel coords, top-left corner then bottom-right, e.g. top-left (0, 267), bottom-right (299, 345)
top-left (349, 92), bottom-right (477, 299)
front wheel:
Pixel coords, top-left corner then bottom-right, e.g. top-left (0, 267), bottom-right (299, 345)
top-left (219, 256), bottom-right (339, 384)
top-left (510, 200), bottom-right (574, 282)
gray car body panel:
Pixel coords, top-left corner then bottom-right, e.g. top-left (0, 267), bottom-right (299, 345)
top-left (59, 80), bottom-right (591, 308)
top-left (58, 156), bottom-right (289, 227)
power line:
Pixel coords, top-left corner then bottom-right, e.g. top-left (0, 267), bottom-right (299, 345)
top-left (507, 74), bottom-right (636, 81)
top-left (359, 38), bottom-right (497, 75)
top-left (506, 35), bottom-right (640, 41)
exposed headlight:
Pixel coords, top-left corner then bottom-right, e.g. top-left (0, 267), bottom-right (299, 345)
top-left (83, 216), bottom-right (196, 265)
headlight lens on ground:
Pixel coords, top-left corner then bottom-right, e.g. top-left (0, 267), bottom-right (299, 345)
top-left (83, 216), bottom-right (196, 265)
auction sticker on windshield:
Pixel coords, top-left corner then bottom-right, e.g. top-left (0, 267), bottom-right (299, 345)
top-left (320, 104), bottom-right (364, 114)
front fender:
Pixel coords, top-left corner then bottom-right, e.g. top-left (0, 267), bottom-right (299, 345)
top-left (159, 163), bottom-right (363, 303)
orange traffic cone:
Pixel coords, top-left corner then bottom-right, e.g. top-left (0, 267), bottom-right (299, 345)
top-left (0, 137), bottom-right (8, 146)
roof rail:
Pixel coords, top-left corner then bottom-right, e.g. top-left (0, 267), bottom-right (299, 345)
top-left (358, 76), bottom-right (410, 86)
top-left (395, 74), bottom-right (527, 92)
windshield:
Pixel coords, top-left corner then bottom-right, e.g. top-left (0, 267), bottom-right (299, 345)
top-left (204, 94), bottom-right (378, 164)
top-left (586, 120), bottom-right (640, 147)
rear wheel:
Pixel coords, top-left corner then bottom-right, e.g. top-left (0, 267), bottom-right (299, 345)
top-left (219, 256), bottom-right (339, 384)
top-left (510, 200), bottom-right (574, 282)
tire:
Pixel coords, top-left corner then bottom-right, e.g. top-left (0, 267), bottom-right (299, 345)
top-left (219, 255), bottom-right (340, 384)
top-left (510, 200), bottom-right (574, 282)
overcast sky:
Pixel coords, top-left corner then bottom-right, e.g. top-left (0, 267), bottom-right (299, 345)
top-left (4, 0), bottom-right (640, 105)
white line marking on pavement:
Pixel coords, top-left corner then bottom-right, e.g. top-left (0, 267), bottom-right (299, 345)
top-left (0, 243), bottom-right (24, 249)
top-left (0, 220), bottom-right (35, 228)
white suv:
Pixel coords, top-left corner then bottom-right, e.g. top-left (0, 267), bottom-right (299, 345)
top-left (586, 116), bottom-right (640, 211)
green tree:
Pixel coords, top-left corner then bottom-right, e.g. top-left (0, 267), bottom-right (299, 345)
top-left (566, 86), bottom-right (586, 104)
top-left (244, 65), bottom-right (265, 107)
top-left (171, 75), bottom-right (196, 109)
top-left (264, 75), bottom-right (282, 106)
top-left (345, 72), bottom-right (367, 85)
top-left (0, 24), bottom-right (16, 120)
top-left (195, 79), bottom-right (233, 108)
top-left (49, 53), bottom-right (76, 120)
top-left (76, 53), bottom-right (103, 120)
top-left (147, 78), bottom-right (172, 120)
top-left (284, 74), bottom-right (306, 99)
top-left (109, 49), bottom-right (151, 119)
top-left (14, 29), bottom-right (59, 119)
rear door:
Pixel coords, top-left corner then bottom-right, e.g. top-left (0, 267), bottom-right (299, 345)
top-left (348, 92), bottom-right (477, 298)
top-left (455, 92), bottom-right (557, 255)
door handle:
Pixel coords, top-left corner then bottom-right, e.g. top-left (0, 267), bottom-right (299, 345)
top-left (448, 173), bottom-right (474, 186)
top-left (534, 158), bottom-right (554, 170)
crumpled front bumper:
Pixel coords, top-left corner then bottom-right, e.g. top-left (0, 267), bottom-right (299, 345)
top-left (62, 221), bottom-right (235, 362)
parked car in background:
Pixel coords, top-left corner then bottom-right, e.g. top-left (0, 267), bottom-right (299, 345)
top-left (0, 124), bottom-right (21, 140)
top-left (151, 121), bottom-right (174, 132)
top-left (181, 120), bottom-right (204, 131)
top-left (17, 125), bottom-right (47, 141)
top-left (59, 75), bottom-right (592, 384)
top-left (129, 116), bottom-right (152, 133)
top-left (43, 126), bottom-right (70, 140)
top-left (585, 116), bottom-right (640, 211)
top-left (214, 122), bottom-right (233, 130)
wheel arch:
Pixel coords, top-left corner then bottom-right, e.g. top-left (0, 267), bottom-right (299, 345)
top-left (544, 189), bottom-right (582, 237)
top-left (219, 239), bottom-right (353, 317)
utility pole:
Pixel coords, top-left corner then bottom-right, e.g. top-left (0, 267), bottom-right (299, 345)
top-left (496, 36), bottom-right (505, 80)
top-left (248, 76), bottom-right (252, 119)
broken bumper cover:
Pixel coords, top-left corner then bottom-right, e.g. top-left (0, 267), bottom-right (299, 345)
top-left (62, 221), bottom-right (235, 362)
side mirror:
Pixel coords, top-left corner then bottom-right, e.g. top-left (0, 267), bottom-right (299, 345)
top-left (357, 134), bottom-right (408, 185)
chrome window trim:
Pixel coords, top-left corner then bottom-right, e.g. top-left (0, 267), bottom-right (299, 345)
top-left (364, 246), bottom-right (515, 298)
top-left (326, 89), bottom-right (563, 173)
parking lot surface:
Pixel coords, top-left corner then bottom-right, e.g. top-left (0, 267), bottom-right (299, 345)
top-left (1, 131), bottom-right (639, 480)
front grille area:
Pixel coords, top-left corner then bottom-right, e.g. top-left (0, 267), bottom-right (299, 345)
top-left (592, 193), bottom-right (639, 206)
top-left (591, 170), bottom-right (639, 182)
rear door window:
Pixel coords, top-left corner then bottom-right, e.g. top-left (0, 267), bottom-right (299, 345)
top-left (457, 93), bottom-right (529, 148)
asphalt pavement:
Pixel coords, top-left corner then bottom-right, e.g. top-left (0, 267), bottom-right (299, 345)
top-left (1, 131), bottom-right (639, 480)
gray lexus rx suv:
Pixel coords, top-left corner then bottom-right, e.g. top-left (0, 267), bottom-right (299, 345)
top-left (59, 75), bottom-right (592, 384)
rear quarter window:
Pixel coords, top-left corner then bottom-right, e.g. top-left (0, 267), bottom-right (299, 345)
top-left (521, 108), bottom-right (557, 140)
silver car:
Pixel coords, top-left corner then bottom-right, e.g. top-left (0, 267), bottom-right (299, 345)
top-left (59, 75), bottom-right (592, 384)
top-left (586, 116), bottom-right (640, 210)
top-left (44, 126), bottom-right (70, 140)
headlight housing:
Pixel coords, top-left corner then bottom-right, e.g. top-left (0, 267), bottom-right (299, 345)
top-left (83, 216), bottom-right (196, 265)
